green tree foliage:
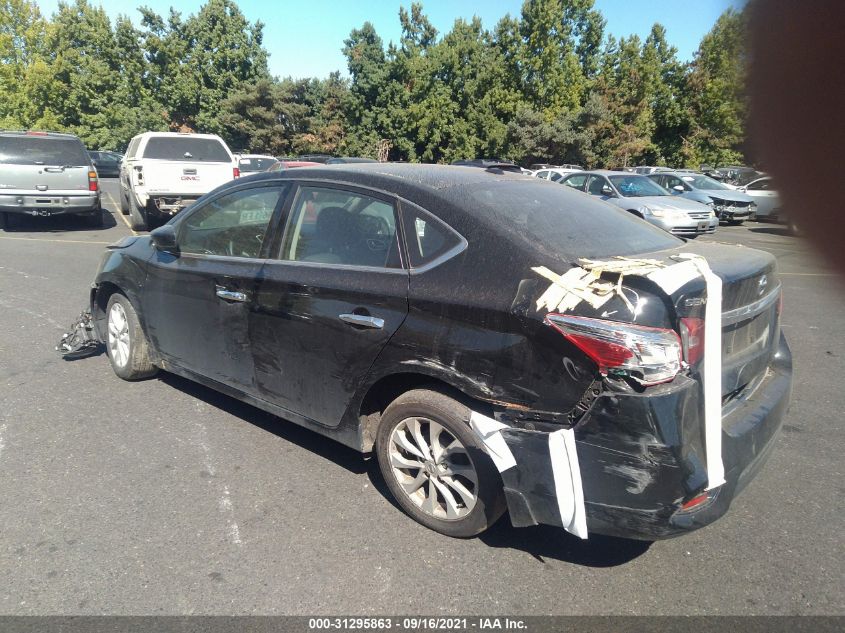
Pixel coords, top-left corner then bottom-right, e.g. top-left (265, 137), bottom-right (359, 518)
top-left (0, 0), bottom-right (750, 166)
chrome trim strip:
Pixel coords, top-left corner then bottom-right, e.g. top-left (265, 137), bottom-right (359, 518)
top-left (721, 283), bottom-right (781, 325)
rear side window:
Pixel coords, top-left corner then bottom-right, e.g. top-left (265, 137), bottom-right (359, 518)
top-left (0, 136), bottom-right (89, 166)
top-left (142, 137), bottom-right (231, 162)
top-left (401, 205), bottom-right (464, 269)
top-left (466, 181), bottom-right (680, 260)
top-left (125, 137), bottom-right (141, 159)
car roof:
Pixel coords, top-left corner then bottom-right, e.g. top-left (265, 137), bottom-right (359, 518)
top-left (0, 130), bottom-right (81, 140)
top-left (136, 132), bottom-right (224, 140)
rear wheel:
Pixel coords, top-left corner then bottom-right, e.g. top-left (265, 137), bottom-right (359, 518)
top-left (375, 389), bottom-right (506, 538)
top-left (105, 293), bottom-right (158, 381)
top-left (128, 193), bottom-right (148, 231)
top-left (119, 186), bottom-right (129, 214)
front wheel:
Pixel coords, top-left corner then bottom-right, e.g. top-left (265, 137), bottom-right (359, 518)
top-left (105, 293), bottom-right (158, 381)
top-left (375, 389), bottom-right (506, 538)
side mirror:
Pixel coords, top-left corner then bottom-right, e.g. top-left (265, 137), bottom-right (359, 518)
top-left (672, 185), bottom-right (685, 193)
top-left (150, 224), bottom-right (178, 254)
top-left (601, 184), bottom-right (614, 196)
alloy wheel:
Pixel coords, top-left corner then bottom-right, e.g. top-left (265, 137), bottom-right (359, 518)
top-left (388, 417), bottom-right (479, 520)
top-left (108, 302), bottom-right (130, 368)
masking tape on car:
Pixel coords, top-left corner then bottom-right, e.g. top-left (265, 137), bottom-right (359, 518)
top-left (676, 253), bottom-right (726, 490)
top-left (548, 428), bottom-right (588, 539)
top-left (469, 411), bottom-right (517, 472)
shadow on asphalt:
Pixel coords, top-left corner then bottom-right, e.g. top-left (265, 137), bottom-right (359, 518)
top-left (749, 226), bottom-right (793, 237)
top-left (159, 372), bottom-right (370, 475)
top-left (160, 371), bottom-right (653, 566)
top-left (3, 208), bottom-right (117, 233)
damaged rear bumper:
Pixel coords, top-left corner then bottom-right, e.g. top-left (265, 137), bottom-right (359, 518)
top-left (492, 333), bottom-right (792, 540)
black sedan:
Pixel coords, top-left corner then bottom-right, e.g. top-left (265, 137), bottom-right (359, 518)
top-left (88, 164), bottom-right (792, 540)
top-left (88, 150), bottom-right (123, 177)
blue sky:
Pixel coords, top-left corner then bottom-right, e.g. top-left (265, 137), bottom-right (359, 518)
top-left (36, 0), bottom-right (745, 79)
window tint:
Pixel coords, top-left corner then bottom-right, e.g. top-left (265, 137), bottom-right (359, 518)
top-left (279, 186), bottom-right (400, 268)
top-left (238, 157), bottom-right (276, 172)
top-left (664, 175), bottom-right (686, 190)
top-left (466, 181), bottom-right (680, 260)
top-left (125, 138), bottom-right (140, 159)
top-left (587, 175), bottom-right (609, 196)
top-left (562, 174), bottom-right (587, 189)
top-left (143, 137), bottom-right (231, 162)
top-left (549, 172), bottom-right (563, 182)
top-left (179, 186), bottom-right (284, 258)
top-left (748, 179), bottom-right (771, 191)
top-left (536, 171), bottom-right (549, 179)
top-left (401, 205), bottom-right (463, 268)
top-left (0, 136), bottom-right (89, 166)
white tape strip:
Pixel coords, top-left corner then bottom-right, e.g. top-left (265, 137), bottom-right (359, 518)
top-left (549, 429), bottom-right (588, 539)
top-left (677, 254), bottom-right (726, 490)
top-left (469, 411), bottom-right (516, 472)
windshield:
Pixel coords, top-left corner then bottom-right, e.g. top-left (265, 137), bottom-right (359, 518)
top-left (238, 157), bottom-right (276, 172)
top-left (0, 136), bottom-right (89, 166)
top-left (682, 174), bottom-right (730, 190)
top-left (608, 175), bottom-right (669, 197)
top-left (143, 137), bottom-right (231, 162)
top-left (467, 181), bottom-right (680, 260)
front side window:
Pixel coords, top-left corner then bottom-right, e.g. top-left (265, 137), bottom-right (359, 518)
top-left (562, 174), bottom-right (587, 190)
top-left (586, 175), bottom-right (610, 196)
top-left (279, 186), bottom-right (401, 268)
top-left (664, 175), bottom-right (688, 190)
top-left (179, 186), bottom-right (285, 258)
top-left (747, 178), bottom-right (771, 191)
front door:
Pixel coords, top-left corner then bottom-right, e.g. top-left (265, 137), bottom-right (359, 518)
top-left (250, 183), bottom-right (409, 427)
top-left (142, 183), bottom-right (288, 393)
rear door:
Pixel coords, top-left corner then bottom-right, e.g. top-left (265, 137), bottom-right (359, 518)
top-left (142, 182), bottom-right (288, 392)
top-left (250, 182), bottom-right (409, 427)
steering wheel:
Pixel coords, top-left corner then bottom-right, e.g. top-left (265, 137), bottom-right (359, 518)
top-left (357, 215), bottom-right (391, 252)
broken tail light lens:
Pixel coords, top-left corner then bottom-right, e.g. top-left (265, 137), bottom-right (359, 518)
top-left (546, 314), bottom-right (682, 386)
top-left (88, 170), bottom-right (98, 192)
top-left (679, 317), bottom-right (705, 365)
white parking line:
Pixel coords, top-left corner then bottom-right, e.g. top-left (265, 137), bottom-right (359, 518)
top-left (0, 236), bottom-right (111, 245)
top-left (103, 190), bottom-right (139, 236)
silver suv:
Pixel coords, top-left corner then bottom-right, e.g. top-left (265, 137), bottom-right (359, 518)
top-left (0, 131), bottom-right (102, 229)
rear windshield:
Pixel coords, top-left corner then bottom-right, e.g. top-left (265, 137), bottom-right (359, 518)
top-left (238, 157), bottom-right (276, 172)
top-left (0, 136), bottom-right (89, 166)
top-left (467, 181), bottom-right (681, 260)
top-left (142, 137), bottom-right (231, 162)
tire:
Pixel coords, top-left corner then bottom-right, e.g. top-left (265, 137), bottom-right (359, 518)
top-left (105, 293), bottom-right (158, 381)
top-left (128, 193), bottom-right (148, 231)
top-left (375, 389), bottom-right (506, 538)
top-left (119, 187), bottom-right (129, 215)
top-left (0, 212), bottom-right (6, 231)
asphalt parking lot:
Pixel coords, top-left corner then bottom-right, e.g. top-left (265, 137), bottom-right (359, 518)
top-left (0, 178), bottom-right (842, 616)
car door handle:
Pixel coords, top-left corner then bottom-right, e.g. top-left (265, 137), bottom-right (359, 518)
top-left (215, 286), bottom-right (248, 302)
top-left (339, 313), bottom-right (384, 329)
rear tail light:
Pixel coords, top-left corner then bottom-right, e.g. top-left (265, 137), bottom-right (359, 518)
top-left (680, 492), bottom-right (710, 511)
top-left (88, 170), bottom-right (98, 192)
top-left (679, 317), bottom-right (705, 365)
top-left (233, 167), bottom-right (240, 178)
top-left (546, 314), bottom-right (682, 386)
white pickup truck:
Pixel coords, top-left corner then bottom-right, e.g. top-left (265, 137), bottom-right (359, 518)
top-left (118, 132), bottom-right (237, 230)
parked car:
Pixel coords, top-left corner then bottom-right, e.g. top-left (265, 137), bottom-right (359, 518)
top-left (0, 130), bottom-right (102, 229)
top-left (739, 177), bottom-right (782, 220)
top-left (561, 170), bottom-right (717, 236)
top-left (532, 167), bottom-right (582, 182)
top-left (297, 154), bottom-right (333, 164)
top-left (530, 163), bottom-right (584, 171)
top-left (649, 171), bottom-right (757, 224)
top-left (326, 157), bottom-right (378, 164)
top-left (89, 164), bottom-right (790, 541)
top-left (236, 154), bottom-right (277, 175)
top-left (633, 166), bottom-right (672, 175)
top-left (88, 150), bottom-right (123, 177)
top-left (712, 166), bottom-right (763, 187)
top-left (118, 132), bottom-right (237, 231)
